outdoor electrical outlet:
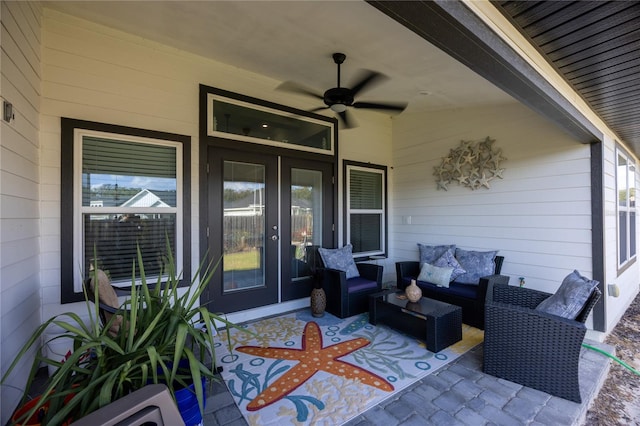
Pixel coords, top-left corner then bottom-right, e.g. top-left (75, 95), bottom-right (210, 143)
top-left (608, 284), bottom-right (620, 297)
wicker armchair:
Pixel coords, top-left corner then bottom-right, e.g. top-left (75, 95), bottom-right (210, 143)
top-left (483, 283), bottom-right (601, 403)
top-left (310, 246), bottom-right (383, 319)
top-left (321, 262), bottom-right (382, 318)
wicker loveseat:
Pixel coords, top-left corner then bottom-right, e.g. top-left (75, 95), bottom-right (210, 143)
top-left (483, 281), bottom-right (602, 403)
top-left (396, 255), bottom-right (508, 329)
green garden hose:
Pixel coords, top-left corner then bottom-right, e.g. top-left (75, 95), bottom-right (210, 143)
top-left (583, 342), bottom-right (640, 376)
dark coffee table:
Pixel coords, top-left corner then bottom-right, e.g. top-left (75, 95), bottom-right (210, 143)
top-left (369, 289), bottom-right (462, 352)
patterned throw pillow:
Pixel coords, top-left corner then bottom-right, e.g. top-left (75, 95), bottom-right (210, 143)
top-left (536, 270), bottom-right (599, 319)
top-left (454, 248), bottom-right (498, 285)
top-left (318, 245), bottom-right (360, 279)
top-left (417, 262), bottom-right (454, 287)
top-left (433, 249), bottom-right (467, 282)
top-left (417, 243), bottom-right (456, 264)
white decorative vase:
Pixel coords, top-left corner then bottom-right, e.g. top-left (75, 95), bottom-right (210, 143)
top-left (405, 279), bottom-right (422, 303)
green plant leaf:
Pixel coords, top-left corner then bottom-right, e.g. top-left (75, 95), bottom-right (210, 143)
top-left (5, 233), bottom-right (255, 424)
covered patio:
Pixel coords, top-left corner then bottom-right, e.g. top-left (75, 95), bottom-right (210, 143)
top-left (2, 1), bottom-right (640, 424)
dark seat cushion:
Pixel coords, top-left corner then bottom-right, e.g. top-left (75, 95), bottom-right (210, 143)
top-left (416, 279), bottom-right (479, 299)
top-left (347, 277), bottom-right (379, 293)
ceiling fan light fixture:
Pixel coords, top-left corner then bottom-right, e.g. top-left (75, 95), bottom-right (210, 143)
top-left (276, 52), bottom-right (406, 129)
top-left (330, 103), bottom-right (347, 113)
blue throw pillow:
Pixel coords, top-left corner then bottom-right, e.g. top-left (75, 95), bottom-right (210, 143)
top-left (536, 270), bottom-right (599, 319)
top-left (433, 249), bottom-right (466, 282)
top-left (318, 245), bottom-right (360, 279)
top-left (418, 243), bottom-right (456, 264)
top-left (454, 248), bottom-right (497, 285)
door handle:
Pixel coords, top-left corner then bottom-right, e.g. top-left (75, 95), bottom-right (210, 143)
top-left (271, 235), bottom-right (279, 241)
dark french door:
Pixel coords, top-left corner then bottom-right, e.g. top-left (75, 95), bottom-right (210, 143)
top-left (205, 147), bottom-right (333, 313)
top-left (281, 157), bottom-right (334, 301)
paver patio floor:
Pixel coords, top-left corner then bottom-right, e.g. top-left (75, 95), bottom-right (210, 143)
top-left (204, 337), bottom-right (612, 426)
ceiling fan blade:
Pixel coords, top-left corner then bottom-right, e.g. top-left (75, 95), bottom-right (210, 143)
top-left (338, 110), bottom-right (358, 129)
top-left (349, 70), bottom-right (388, 98)
top-left (352, 101), bottom-right (407, 112)
top-left (309, 106), bottom-right (329, 112)
top-left (276, 81), bottom-right (324, 101)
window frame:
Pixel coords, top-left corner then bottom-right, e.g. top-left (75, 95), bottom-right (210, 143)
top-left (206, 91), bottom-right (335, 155)
top-left (61, 118), bottom-right (191, 303)
top-left (616, 145), bottom-right (637, 272)
top-left (343, 160), bottom-right (388, 259)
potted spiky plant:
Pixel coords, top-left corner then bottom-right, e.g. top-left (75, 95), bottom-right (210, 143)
top-left (2, 242), bottom-right (246, 425)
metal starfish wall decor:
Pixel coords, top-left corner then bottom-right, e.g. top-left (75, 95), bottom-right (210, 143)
top-left (433, 136), bottom-right (506, 190)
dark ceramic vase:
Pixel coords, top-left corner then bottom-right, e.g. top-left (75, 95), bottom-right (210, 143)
top-left (310, 287), bottom-right (326, 317)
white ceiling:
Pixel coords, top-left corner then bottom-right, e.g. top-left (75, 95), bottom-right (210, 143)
top-left (44, 1), bottom-right (514, 115)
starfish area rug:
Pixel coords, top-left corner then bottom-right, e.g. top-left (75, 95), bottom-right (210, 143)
top-left (213, 309), bottom-right (483, 426)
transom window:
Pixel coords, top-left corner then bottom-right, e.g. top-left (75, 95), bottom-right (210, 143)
top-left (61, 119), bottom-right (190, 303)
top-left (206, 91), bottom-right (334, 155)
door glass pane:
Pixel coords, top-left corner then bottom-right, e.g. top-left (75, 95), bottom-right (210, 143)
top-left (223, 161), bottom-right (265, 292)
top-left (290, 168), bottom-right (323, 281)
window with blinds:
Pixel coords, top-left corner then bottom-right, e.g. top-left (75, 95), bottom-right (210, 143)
top-left (79, 134), bottom-right (182, 286)
top-left (345, 162), bottom-right (387, 257)
top-left (61, 118), bottom-right (190, 303)
top-left (617, 147), bottom-right (637, 270)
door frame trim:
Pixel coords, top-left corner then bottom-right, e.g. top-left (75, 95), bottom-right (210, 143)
top-left (198, 85), bottom-right (339, 314)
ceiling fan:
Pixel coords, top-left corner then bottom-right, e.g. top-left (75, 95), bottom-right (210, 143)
top-left (277, 53), bottom-right (407, 129)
